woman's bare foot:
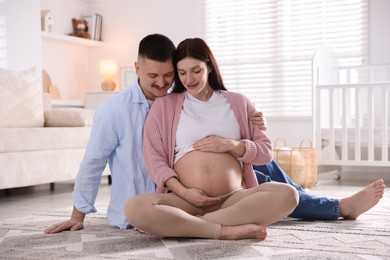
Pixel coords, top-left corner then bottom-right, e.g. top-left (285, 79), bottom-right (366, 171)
top-left (219, 224), bottom-right (267, 240)
top-left (339, 179), bottom-right (386, 219)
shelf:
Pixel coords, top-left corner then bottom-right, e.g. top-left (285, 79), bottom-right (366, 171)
top-left (41, 31), bottom-right (104, 47)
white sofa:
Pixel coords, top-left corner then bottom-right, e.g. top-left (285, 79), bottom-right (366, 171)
top-left (0, 67), bottom-right (107, 190)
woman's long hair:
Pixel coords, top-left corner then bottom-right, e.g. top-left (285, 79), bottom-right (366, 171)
top-left (172, 38), bottom-right (227, 93)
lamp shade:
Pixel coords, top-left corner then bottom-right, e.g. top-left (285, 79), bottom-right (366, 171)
top-left (99, 59), bottom-right (117, 77)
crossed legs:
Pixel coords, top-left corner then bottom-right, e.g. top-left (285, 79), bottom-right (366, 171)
top-left (124, 182), bottom-right (298, 240)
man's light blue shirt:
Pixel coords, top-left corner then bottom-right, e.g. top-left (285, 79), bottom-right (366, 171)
top-left (72, 81), bottom-right (156, 229)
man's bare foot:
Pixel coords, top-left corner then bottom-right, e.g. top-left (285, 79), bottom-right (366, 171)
top-left (219, 224), bottom-right (267, 240)
top-left (339, 179), bottom-right (386, 219)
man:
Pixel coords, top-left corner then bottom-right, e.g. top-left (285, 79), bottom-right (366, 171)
top-left (45, 34), bottom-right (176, 233)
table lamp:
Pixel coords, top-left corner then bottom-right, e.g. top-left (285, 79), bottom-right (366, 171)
top-left (99, 59), bottom-right (117, 91)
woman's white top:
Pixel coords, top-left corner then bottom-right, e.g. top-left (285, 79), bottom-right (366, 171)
top-left (174, 90), bottom-right (240, 164)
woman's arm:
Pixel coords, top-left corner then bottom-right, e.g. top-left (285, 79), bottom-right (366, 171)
top-left (143, 99), bottom-right (178, 191)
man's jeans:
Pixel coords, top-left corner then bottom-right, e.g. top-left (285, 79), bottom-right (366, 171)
top-left (253, 160), bottom-right (339, 220)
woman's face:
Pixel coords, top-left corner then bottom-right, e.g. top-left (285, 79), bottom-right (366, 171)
top-left (177, 57), bottom-right (212, 101)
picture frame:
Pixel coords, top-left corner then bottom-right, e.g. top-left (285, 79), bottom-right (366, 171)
top-left (120, 66), bottom-right (137, 90)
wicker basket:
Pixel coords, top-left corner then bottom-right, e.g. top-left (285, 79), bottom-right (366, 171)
top-left (273, 139), bottom-right (318, 188)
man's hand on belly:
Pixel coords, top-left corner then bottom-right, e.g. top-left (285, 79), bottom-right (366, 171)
top-left (181, 187), bottom-right (221, 208)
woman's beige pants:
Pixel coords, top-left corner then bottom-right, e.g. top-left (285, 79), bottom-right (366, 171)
top-left (125, 182), bottom-right (298, 239)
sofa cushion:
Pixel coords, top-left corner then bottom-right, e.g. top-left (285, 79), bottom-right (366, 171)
top-left (44, 108), bottom-right (94, 127)
top-left (0, 67), bottom-right (44, 128)
top-left (0, 127), bottom-right (91, 152)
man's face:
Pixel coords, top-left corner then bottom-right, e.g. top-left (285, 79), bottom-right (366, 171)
top-left (135, 58), bottom-right (174, 101)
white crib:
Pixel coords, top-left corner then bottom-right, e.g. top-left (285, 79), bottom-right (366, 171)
top-left (312, 47), bottom-right (390, 178)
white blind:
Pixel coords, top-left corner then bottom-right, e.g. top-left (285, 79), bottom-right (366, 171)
top-left (203, 0), bottom-right (368, 118)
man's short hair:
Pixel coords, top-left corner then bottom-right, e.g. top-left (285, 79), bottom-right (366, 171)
top-left (138, 34), bottom-right (175, 62)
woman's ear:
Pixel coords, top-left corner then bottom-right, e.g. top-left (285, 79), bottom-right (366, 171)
top-left (207, 63), bottom-right (212, 74)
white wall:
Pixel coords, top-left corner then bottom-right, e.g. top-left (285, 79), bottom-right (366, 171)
top-left (266, 118), bottom-right (313, 148)
top-left (370, 0), bottom-right (390, 64)
top-left (41, 39), bottom-right (91, 100)
top-left (5, 0), bottom-right (41, 71)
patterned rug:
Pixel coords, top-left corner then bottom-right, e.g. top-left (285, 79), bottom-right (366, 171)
top-left (1, 191), bottom-right (389, 260)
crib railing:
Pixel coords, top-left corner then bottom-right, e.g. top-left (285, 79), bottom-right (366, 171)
top-left (314, 64), bottom-right (390, 167)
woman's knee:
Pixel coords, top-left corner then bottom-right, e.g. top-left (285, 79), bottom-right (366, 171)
top-left (260, 182), bottom-right (299, 208)
top-left (284, 184), bottom-right (299, 209)
top-left (124, 194), bottom-right (154, 226)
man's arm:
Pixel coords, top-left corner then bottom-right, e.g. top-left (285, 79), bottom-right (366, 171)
top-left (44, 104), bottom-right (118, 234)
top-left (251, 111), bottom-right (267, 130)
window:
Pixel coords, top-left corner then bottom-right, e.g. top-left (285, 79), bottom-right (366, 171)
top-left (203, 0), bottom-right (368, 118)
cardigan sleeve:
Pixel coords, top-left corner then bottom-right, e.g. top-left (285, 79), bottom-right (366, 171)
top-left (143, 98), bottom-right (178, 193)
top-left (233, 93), bottom-right (273, 165)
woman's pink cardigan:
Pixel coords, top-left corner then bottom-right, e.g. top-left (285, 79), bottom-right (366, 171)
top-left (143, 91), bottom-right (273, 193)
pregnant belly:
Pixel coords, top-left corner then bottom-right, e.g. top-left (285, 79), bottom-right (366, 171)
top-left (173, 150), bottom-right (244, 197)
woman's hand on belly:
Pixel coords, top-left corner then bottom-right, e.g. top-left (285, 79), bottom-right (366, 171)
top-left (181, 187), bottom-right (222, 208)
top-left (193, 135), bottom-right (245, 157)
top-left (165, 177), bottom-right (221, 208)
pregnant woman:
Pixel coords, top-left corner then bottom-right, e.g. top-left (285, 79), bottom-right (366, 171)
top-left (125, 38), bottom-right (299, 240)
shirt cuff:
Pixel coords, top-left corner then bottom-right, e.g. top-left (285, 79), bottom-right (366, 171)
top-left (72, 191), bottom-right (97, 214)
